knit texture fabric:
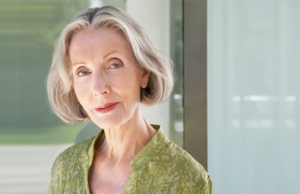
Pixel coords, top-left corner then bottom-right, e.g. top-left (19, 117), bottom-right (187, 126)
top-left (48, 124), bottom-right (213, 194)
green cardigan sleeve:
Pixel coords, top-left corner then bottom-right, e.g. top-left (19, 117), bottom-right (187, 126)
top-left (176, 157), bottom-right (213, 194)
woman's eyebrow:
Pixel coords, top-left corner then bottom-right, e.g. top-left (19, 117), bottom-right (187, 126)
top-left (71, 50), bottom-right (119, 67)
top-left (103, 50), bottom-right (118, 60)
top-left (72, 61), bottom-right (86, 67)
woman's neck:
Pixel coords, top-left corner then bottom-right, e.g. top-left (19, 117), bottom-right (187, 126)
top-left (95, 106), bottom-right (157, 166)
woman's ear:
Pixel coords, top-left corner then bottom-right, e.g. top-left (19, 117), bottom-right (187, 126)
top-left (141, 68), bottom-right (151, 88)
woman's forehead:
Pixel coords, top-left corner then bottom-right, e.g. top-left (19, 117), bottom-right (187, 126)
top-left (69, 28), bottom-right (132, 59)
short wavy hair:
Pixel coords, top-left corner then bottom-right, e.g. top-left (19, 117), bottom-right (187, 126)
top-left (46, 6), bottom-right (174, 125)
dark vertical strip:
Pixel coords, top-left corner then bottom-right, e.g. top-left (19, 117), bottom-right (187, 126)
top-left (183, 0), bottom-right (208, 171)
top-left (169, 0), bottom-right (184, 148)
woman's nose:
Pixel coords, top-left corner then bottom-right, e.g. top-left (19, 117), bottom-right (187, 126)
top-left (92, 74), bottom-right (111, 97)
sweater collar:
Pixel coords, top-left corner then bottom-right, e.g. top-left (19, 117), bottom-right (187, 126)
top-left (88, 124), bottom-right (171, 171)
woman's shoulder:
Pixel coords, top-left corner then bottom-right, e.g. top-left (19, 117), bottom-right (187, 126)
top-left (166, 142), bottom-right (207, 172)
top-left (53, 135), bottom-right (96, 165)
top-left (48, 135), bottom-right (97, 193)
top-left (49, 134), bottom-right (97, 179)
top-left (157, 141), bottom-right (213, 193)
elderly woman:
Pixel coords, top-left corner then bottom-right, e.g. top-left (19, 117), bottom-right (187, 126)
top-left (47, 6), bottom-right (212, 194)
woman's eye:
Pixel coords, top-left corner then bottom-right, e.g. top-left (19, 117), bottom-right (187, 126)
top-left (110, 63), bottom-right (120, 69)
top-left (78, 70), bottom-right (89, 76)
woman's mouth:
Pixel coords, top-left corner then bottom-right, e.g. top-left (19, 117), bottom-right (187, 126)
top-left (95, 102), bottom-right (118, 113)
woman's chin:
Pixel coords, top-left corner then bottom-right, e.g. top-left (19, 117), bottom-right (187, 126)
top-left (91, 116), bottom-right (124, 130)
top-left (89, 106), bottom-right (133, 129)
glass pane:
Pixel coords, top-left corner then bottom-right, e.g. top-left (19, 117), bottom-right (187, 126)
top-left (0, 0), bottom-right (183, 193)
top-left (208, 0), bottom-right (300, 193)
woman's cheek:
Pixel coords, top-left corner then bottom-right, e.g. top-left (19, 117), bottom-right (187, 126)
top-left (124, 76), bottom-right (142, 101)
top-left (74, 79), bottom-right (90, 101)
top-left (109, 71), bottom-right (128, 89)
top-left (119, 73), bottom-right (137, 92)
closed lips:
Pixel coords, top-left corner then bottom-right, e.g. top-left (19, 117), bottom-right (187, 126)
top-left (95, 102), bottom-right (118, 109)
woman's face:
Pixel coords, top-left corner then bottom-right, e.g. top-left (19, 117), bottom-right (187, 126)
top-left (69, 28), bottom-right (150, 129)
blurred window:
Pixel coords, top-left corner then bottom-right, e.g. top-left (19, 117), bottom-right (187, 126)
top-left (208, 0), bottom-right (300, 193)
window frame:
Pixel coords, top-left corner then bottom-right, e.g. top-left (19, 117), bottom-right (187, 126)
top-left (183, 0), bottom-right (208, 171)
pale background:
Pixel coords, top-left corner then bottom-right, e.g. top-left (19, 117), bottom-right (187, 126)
top-left (208, 0), bottom-right (300, 193)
